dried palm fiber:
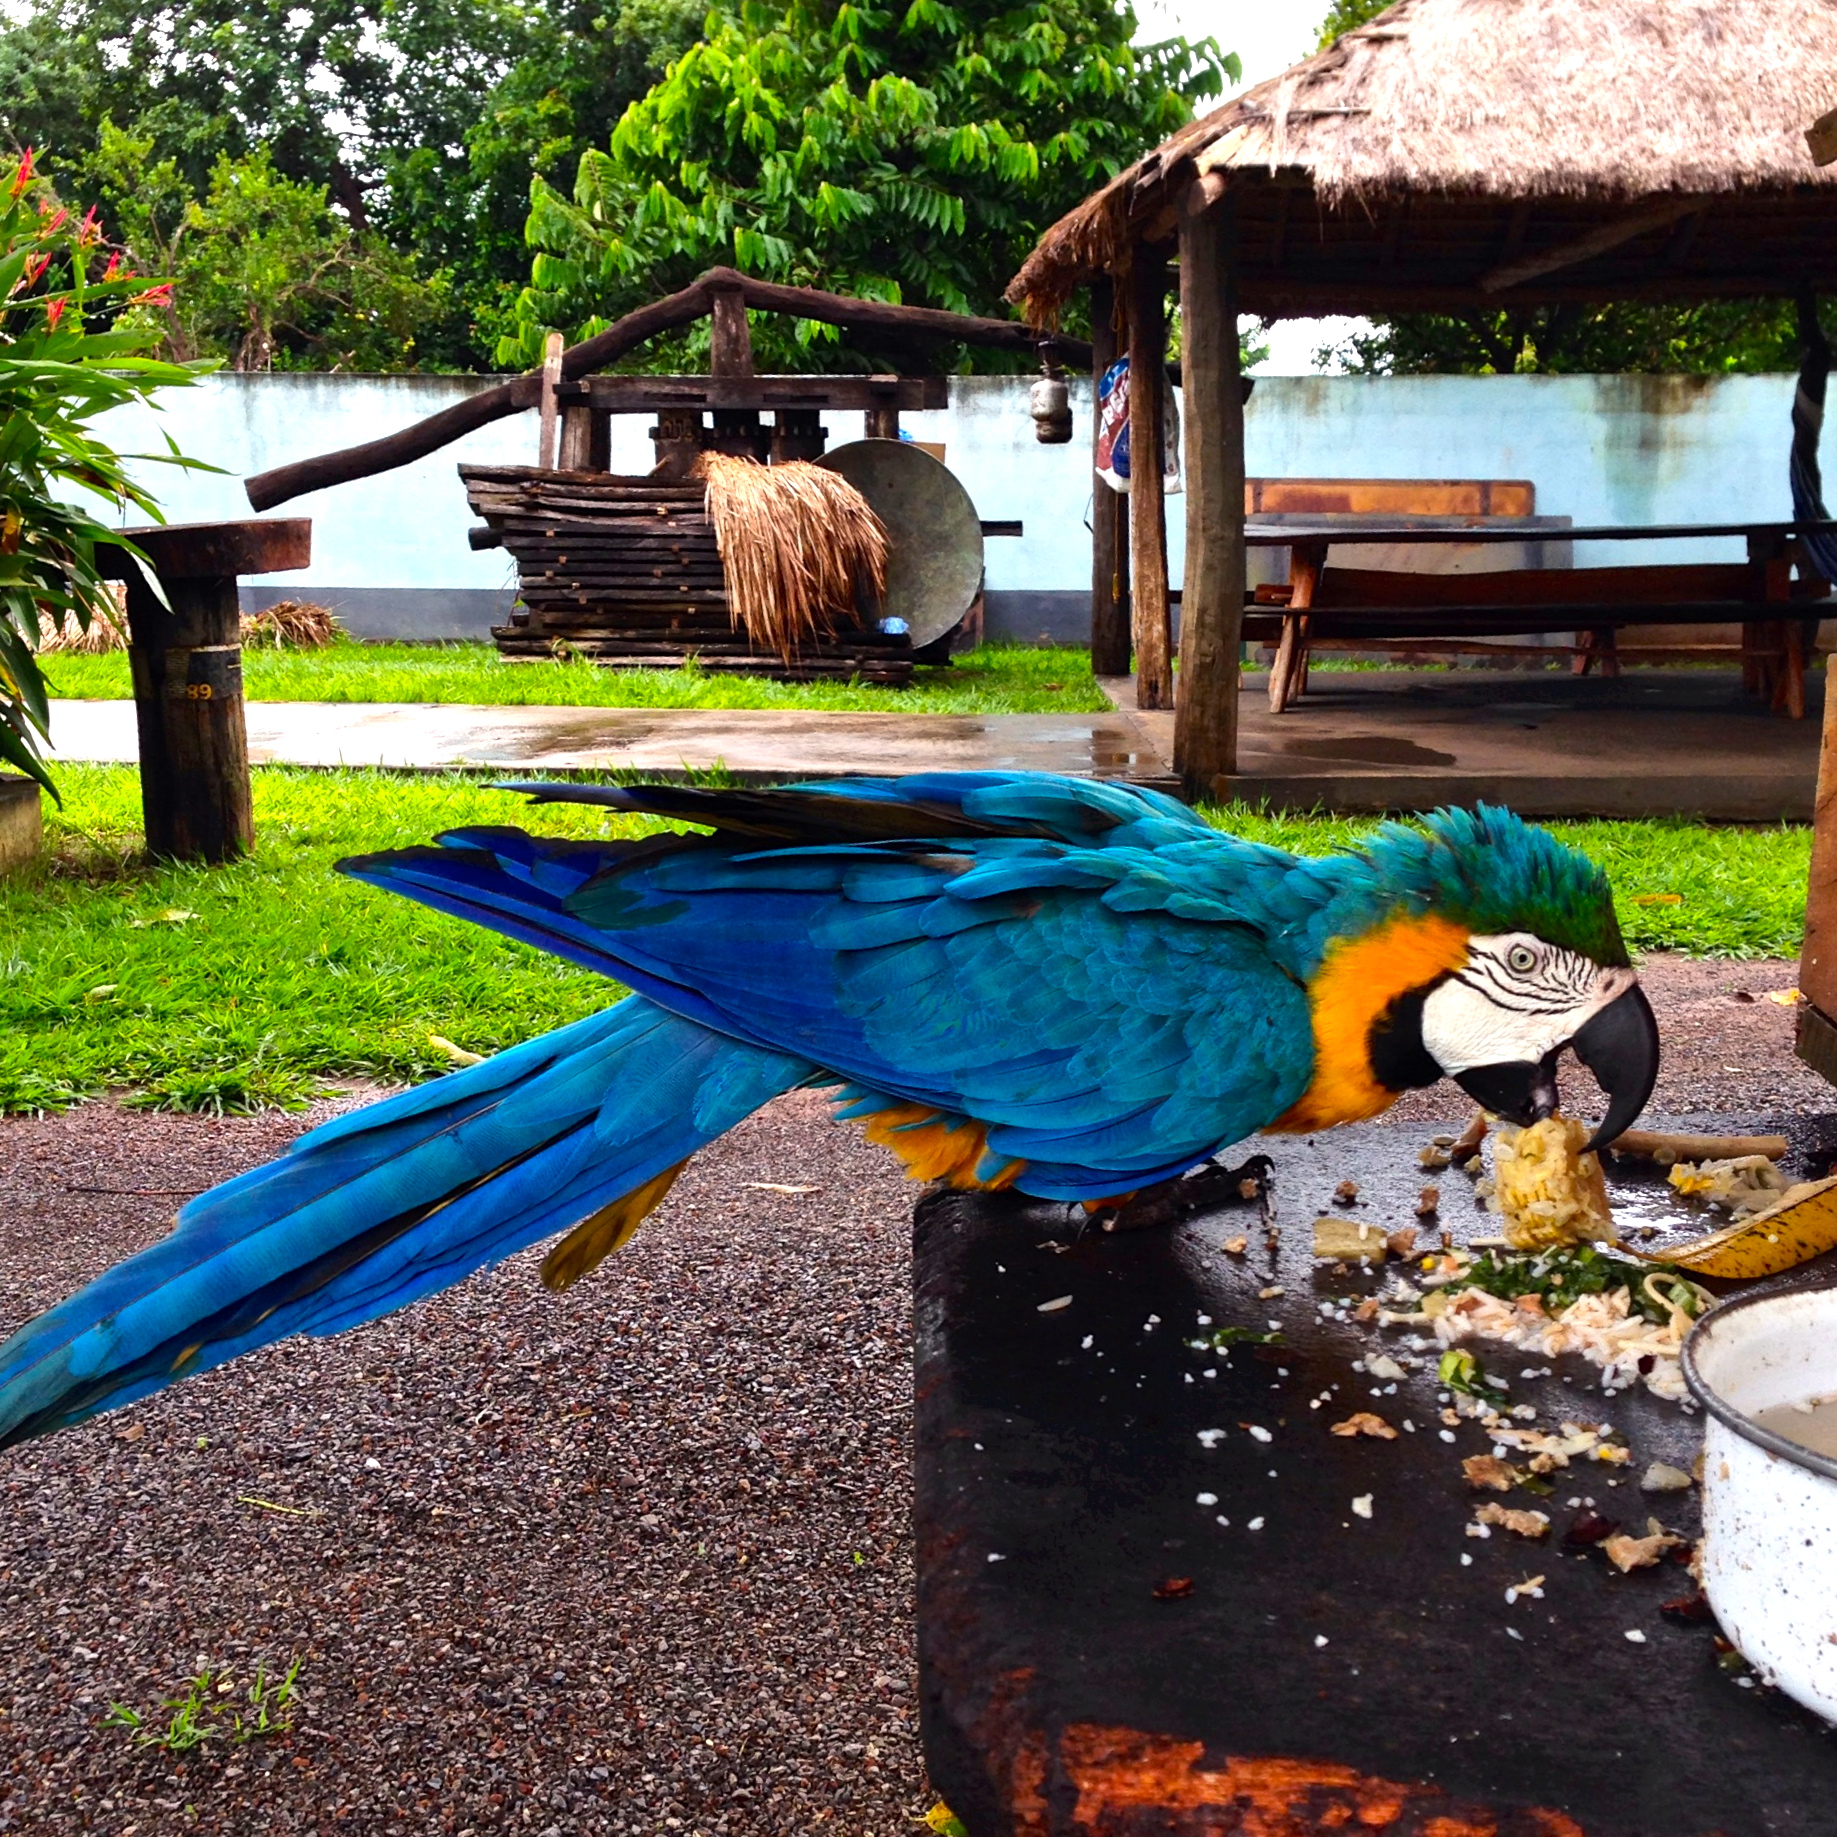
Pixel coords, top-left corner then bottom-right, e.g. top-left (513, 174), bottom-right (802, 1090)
top-left (36, 585), bottom-right (127, 653)
top-left (693, 454), bottom-right (889, 661)
top-left (241, 599), bottom-right (341, 649)
top-left (1007, 0), bottom-right (1837, 322)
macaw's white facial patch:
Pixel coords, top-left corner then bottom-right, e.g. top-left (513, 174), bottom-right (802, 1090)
top-left (1419, 933), bottom-right (1635, 1077)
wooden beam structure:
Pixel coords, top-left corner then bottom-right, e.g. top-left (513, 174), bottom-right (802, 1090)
top-left (564, 374), bottom-right (949, 413)
top-left (245, 268), bottom-right (1097, 511)
top-left (1127, 247), bottom-right (1173, 710)
top-left (1480, 197), bottom-right (1701, 293)
top-left (1088, 276), bottom-right (1131, 678)
top-left (1173, 190), bottom-right (1246, 795)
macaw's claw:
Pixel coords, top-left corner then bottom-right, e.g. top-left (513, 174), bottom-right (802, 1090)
top-left (1093, 1153), bottom-right (1275, 1234)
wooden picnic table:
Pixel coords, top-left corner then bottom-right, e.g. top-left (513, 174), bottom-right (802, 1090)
top-left (1241, 518), bottom-right (1837, 718)
top-left (914, 1117), bottom-right (1837, 1837)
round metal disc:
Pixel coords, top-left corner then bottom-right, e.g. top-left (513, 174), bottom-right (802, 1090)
top-left (816, 440), bottom-right (984, 649)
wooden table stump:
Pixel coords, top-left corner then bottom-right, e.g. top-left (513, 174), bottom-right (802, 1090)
top-left (99, 519), bottom-right (311, 864)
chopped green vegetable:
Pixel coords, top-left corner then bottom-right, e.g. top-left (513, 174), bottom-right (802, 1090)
top-left (1194, 1326), bottom-right (1284, 1351)
top-left (1445, 1244), bottom-right (1699, 1327)
top-left (1439, 1348), bottom-right (1509, 1404)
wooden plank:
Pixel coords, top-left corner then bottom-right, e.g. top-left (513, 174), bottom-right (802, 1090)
top-left (1246, 478), bottom-right (1535, 517)
top-left (538, 332), bottom-right (564, 469)
top-left (1313, 562), bottom-right (1755, 610)
top-left (1173, 190), bottom-right (1244, 790)
top-left (1089, 276), bottom-right (1131, 679)
top-left (569, 374), bottom-right (949, 413)
top-left (96, 520), bottom-right (312, 580)
top-left (1128, 247), bottom-right (1173, 711)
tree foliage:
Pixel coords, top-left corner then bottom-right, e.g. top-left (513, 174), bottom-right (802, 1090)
top-left (503, 0), bottom-right (1233, 371)
top-left (73, 127), bottom-right (451, 370)
top-left (0, 0), bottom-right (700, 366)
top-left (0, 152), bottom-right (212, 792)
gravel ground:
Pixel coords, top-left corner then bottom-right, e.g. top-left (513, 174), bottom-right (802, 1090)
top-left (0, 953), bottom-right (1830, 1834)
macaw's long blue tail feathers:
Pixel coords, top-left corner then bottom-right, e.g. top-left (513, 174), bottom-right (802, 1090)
top-left (0, 999), bottom-right (815, 1448)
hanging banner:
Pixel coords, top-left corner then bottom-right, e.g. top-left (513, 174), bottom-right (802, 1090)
top-left (1092, 355), bottom-right (1181, 496)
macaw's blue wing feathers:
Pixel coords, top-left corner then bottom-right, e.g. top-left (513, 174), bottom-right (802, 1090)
top-left (0, 1000), bottom-right (814, 1447)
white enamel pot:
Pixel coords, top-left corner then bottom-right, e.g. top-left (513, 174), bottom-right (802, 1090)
top-left (1682, 1285), bottom-right (1837, 1723)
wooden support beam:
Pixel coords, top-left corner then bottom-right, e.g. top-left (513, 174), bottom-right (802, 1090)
top-left (1174, 193), bottom-right (1245, 791)
top-left (558, 403), bottom-right (595, 470)
top-left (865, 403), bottom-right (901, 440)
top-left (1089, 275), bottom-right (1131, 678)
top-left (1128, 246), bottom-right (1173, 710)
top-left (538, 331), bottom-right (564, 468)
top-left (1480, 197), bottom-right (1699, 293)
top-left (566, 374), bottom-right (949, 413)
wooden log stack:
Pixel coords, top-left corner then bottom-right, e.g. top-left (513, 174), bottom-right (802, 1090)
top-left (463, 465), bottom-right (914, 684)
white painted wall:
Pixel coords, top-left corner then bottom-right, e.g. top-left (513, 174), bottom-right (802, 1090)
top-left (89, 368), bottom-right (1809, 599)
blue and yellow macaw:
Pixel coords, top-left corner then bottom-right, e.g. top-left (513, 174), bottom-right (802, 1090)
top-left (0, 773), bottom-right (1658, 1446)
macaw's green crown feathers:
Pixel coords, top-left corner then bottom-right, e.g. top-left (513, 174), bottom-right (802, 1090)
top-left (1340, 804), bottom-right (1627, 967)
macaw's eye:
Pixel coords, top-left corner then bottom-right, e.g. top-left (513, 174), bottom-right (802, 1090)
top-left (1506, 943), bottom-right (1538, 974)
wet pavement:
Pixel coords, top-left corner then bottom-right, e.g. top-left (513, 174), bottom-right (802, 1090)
top-left (48, 665), bottom-right (1824, 817)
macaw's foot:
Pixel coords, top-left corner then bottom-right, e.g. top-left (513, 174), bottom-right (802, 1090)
top-left (1091, 1153), bottom-right (1274, 1234)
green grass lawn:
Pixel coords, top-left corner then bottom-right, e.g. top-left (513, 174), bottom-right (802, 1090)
top-left (40, 640), bottom-right (1113, 715)
top-left (0, 765), bottom-right (1810, 1115)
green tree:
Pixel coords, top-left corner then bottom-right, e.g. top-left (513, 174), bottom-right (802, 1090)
top-left (68, 128), bottom-right (449, 370)
top-left (0, 0), bottom-right (715, 366)
top-left (504, 0), bottom-right (1233, 371)
top-left (1316, 0), bottom-right (1390, 46)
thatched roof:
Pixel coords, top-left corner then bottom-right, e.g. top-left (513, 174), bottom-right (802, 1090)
top-left (1007, 0), bottom-right (1837, 323)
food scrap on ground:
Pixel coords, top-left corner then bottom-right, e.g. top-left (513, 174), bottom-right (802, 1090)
top-left (1603, 1522), bottom-right (1688, 1573)
top-left (1331, 1412), bottom-right (1398, 1439)
top-left (1641, 1172), bottom-right (1837, 1278)
top-left (1313, 1216), bottom-right (1391, 1262)
top-left (1482, 1116), bottom-right (1616, 1249)
top-left (1667, 1155), bottom-right (1791, 1216)
top-left (1462, 1453), bottom-right (1518, 1490)
top-left (1474, 1502), bottom-right (1551, 1539)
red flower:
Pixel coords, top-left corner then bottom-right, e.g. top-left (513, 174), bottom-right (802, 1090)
top-left (44, 297), bottom-right (65, 330)
top-left (10, 149), bottom-right (33, 199)
top-left (38, 205), bottom-right (66, 234)
top-left (77, 206), bottom-right (102, 248)
top-left (102, 251), bottom-right (122, 280)
top-left (127, 282), bottom-right (174, 309)
top-left (22, 254), bottom-right (49, 286)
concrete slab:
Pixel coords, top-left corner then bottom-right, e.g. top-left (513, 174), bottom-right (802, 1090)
top-left (48, 667), bottom-right (1819, 819)
top-left (1101, 669), bottom-right (1824, 820)
top-left (46, 699), bottom-right (1178, 786)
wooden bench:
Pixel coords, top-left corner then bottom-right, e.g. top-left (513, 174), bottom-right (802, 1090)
top-left (1246, 535), bottom-right (1832, 716)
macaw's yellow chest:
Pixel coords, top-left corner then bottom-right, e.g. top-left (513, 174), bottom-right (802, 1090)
top-left (1267, 913), bottom-right (1471, 1135)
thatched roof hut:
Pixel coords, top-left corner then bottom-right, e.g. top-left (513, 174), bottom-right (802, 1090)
top-left (1009, 0), bottom-right (1837, 793)
top-left (1009, 0), bottom-right (1837, 324)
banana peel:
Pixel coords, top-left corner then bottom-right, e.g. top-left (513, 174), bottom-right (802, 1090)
top-left (1632, 1173), bottom-right (1837, 1278)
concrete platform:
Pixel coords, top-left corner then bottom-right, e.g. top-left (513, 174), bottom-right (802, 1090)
top-left (46, 667), bottom-right (1821, 820)
top-left (1105, 668), bottom-right (1825, 820)
top-left (45, 699), bottom-right (1176, 786)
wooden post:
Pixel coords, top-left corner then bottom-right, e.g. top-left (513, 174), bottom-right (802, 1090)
top-left (558, 394), bottom-right (595, 470)
top-left (864, 401), bottom-right (901, 440)
top-left (1089, 275), bottom-right (1131, 678)
top-left (538, 331), bottom-right (564, 469)
top-left (708, 284), bottom-right (766, 459)
top-left (1128, 246), bottom-right (1172, 710)
top-left (1175, 192), bottom-right (1246, 787)
top-left (104, 520), bottom-right (311, 864)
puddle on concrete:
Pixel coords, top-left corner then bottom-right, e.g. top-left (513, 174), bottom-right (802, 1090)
top-left (1276, 734), bottom-right (1459, 767)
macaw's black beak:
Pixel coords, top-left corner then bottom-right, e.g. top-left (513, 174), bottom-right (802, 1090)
top-left (1451, 982), bottom-right (1661, 1151)
top-left (1570, 980), bottom-right (1661, 1152)
top-left (1452, 1054), bottom-right (1561, 1130)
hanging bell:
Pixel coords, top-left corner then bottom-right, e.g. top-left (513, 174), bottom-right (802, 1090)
top-left (1029, 372), bottom-right (1073, 444)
